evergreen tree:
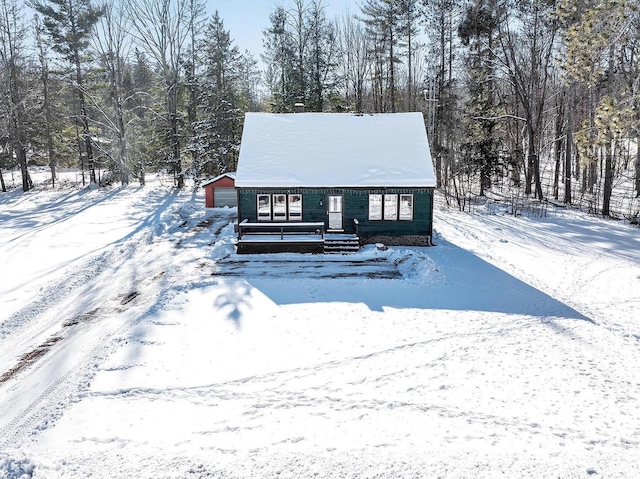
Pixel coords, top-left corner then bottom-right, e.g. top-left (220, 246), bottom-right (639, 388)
top-left (305, 1), bottom-right (338, 111)
top-left (34, 15), bottom-right (57, 187)
top-left (359, 0), bottom-right (402, 112)
top-left (397, 0), bottom-right (421, 111)
top-left (262, 6), bottom-right (295, 112)
top-left (190, 11), bottom-right (243, 177)
top-left (422, 0), bottom-right (459, 188)
top-left (126, 49), bottom-right (154, 185)
top-left (237, 50), bottom-right (262, 112)
top-left (32, 0), bottom-right (104, 185)
top-left (458, 0), bottom-right (504, 195)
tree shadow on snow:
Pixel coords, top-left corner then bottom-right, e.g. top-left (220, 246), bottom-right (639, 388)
top-left (247, 238), bottom-right (591, 322)
top-left (0, 187), bottom-right (126, 245)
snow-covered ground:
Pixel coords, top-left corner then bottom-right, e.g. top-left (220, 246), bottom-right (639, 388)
top-left (1, 176), bottom-right (639, 478)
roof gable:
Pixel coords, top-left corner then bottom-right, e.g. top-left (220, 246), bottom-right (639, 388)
top-left (235, 113), bottom-right (436, 188)
top-left (201, 172), bottom-right (236, 188)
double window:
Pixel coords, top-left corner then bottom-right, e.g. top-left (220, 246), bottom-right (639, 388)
top-left (369, 194), bottom-right (413, 221)
top-left (257, 194), bottom-right (302, 221)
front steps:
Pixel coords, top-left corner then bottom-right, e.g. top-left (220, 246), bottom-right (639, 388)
top-left (323, 235), bottom-right (360, 253)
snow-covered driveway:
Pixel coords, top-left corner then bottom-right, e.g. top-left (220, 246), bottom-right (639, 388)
top-left (1, 185), bottom-right (639, 478)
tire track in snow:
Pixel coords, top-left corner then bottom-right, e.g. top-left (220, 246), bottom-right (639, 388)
top-left (0, 228), bottom-right (153, 342)
top-left (0, 207), bottom-right (233, 448)
top-left (0, 272), bottom-right (166, 449)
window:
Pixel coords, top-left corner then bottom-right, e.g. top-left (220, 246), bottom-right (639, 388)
top-left (273, 194), bottom-right (287, 220)
top-left (328, 195), bottom-right (342, 213)
top-left (257, 195), bottom-right (271, 221)
top-left (384, 194), bottom-right (398, 220)
top-left (399, 194), bottom-right (413, 220)
top-left (288, 194), bottom-right (302, 220)
top-left (369, 194), bottom-right (382, 220)
top-left (257, 194), bottom-right (303, 221)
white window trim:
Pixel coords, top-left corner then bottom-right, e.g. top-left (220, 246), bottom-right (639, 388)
top-left (288, 194), bottom-right (302, 221)
top-left (272, 194), bottom-right (288, 220)
top-left (399, 194), bottom-right (414, 221)
top-left (257, 194), bottom-right (271, 221)
top-left (384, 194), bottom-right (398, 220)
top-left (369, 194), bottom-right (382, 221)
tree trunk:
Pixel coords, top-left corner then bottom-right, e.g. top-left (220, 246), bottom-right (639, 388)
top-left (40, 66), bottom-right (55, 186)
top-left (139, 163), bottom-right (146, 186)
top-left (15, 146), bottom-right (33, 191)
top-left (0, 169), bottom-right (6, 192)
top-left (533, 150), bottom-right (543, 200)
top-left (602, 45), bottom-right (616, 216)
top-left (525, 129), bottom-right (533, 195)
top-left (37, 22), bottom-right (56, 188)
top-left (635, 134), bottom-right (640, 198)
top-left (389, 28), bottom-right (396, 113)
top-left (117, 108), bottom-right (129, 184)
top-left (171, 112), bottom-right (183, 188)
top-left (75, 57), bottom-right (95, 184)
top-left (602, 141), bottom-right (613, 216)
top-left (564, 83), bottom-right (573, 204)
top-left (553, 96), bottom-right (564, 200)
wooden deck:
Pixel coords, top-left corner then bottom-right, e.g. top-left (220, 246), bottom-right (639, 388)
top-left (236, 220), bottom-right (359, 254)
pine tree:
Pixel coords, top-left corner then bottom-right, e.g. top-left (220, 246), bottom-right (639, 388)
top-left (262, 6), bottom-right (295, 112)
top-left (127, 49), bottom-right (154, 185)
top-left (422, 0), bottom-right (459, 187)
top-left (397, 0), bottom-right (421, 111)
top-left (32, 0), bottom-right (103, 185)
top-left (305, 1), bottom-right (338, 111)
top-left (458, 0), bottom-right (504, 195)
top-left (34, 15), bottom-right (57, 187)
top-left (359, 0), bottom-right (402, 112)
top-left (237, 50), bottom-right (261, 112)
top-left (558, 0), bottom-right (636, 215)
top-left (190, 11), bottom-right (243, 177)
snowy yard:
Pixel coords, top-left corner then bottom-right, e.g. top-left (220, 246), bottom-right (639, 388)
top-left (1, 177), bottom-right (640, 478)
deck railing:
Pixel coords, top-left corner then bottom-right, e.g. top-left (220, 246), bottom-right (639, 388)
top-left (237, 219), bottom-right (326, 240)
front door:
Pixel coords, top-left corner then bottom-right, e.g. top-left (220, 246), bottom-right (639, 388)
top-left (327, 195), bottom-right (343, 230)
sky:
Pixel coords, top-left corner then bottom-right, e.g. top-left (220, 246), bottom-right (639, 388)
top-left (208, 0), bottom-right (361, 59)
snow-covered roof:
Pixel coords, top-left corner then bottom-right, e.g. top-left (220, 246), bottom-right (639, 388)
top-left (235, 113), bottom-right (436, 188)
top-left (201, 172), bottom-right (236, 188)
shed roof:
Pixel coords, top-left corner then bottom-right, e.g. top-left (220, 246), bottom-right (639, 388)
top-left (201, 172), bottom-right (236, 188)
top-left (235, 112), bottom-right (436, 188)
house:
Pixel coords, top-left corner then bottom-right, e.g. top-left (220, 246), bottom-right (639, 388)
top-left (202, 172), bottom-right (236, 208)
top-left (234, 112), bottom-right (436, 254)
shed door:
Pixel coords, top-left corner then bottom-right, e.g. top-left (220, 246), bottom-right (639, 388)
top-left (214, 187), bottom-right (237, 207)
top-left (327, 195), bottom-right (343, 230)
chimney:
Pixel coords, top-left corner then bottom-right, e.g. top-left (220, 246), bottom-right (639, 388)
top-left (294, 103), bottom-right (305, 113)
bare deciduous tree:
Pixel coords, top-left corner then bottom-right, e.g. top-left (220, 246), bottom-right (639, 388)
top-left (126, 0), bottom-right (192, 189)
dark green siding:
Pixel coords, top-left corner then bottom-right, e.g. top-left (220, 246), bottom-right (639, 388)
top-left (238, 188), bottom-right (433, 239)
top-left (345, 190), bottom-right (432, 237)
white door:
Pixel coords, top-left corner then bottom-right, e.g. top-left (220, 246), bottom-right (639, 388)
top-left (328, 195), bottom-right (343, 230)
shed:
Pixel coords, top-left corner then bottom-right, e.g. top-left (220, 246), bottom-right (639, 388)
top-left (234, 112), bottom-right (436, 254)
top-left (202, 172), bottom-right (236, 208)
